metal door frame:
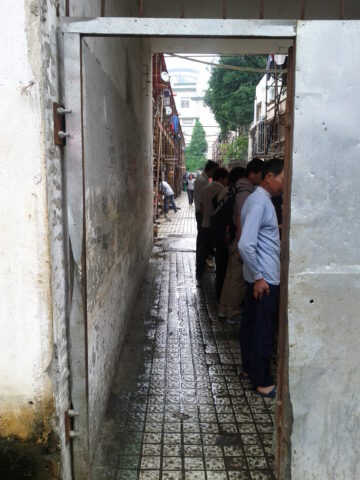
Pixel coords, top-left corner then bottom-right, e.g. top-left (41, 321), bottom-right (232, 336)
top-left (61, 17), bottom-right (296, 479)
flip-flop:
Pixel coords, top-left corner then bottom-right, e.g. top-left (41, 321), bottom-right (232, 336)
top-left (256, 386), bottom-right (276, 398)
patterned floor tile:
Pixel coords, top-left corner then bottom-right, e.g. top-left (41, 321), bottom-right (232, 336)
top-left (92, 194), bottom-right (276, 480)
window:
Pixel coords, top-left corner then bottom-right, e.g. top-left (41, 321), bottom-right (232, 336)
top-left (182, 119), bottom-right (193, 126)
top-left (181, 97), bottom-right (190, 108)
top-left (256, 102), bottom-right (262, 121)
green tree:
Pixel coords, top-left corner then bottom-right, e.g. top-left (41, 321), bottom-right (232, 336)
top-left (204, 55), bottom-right (266, 137)
top-left (185, 119), bottom-right (208, 172)
top-left (220, 135), bottom-right (248, 166)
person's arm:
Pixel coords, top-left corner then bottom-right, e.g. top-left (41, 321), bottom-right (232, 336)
top-left (235, 215), bottom-right (241, 243)
top-left (199, 188), bottom-right (205, 214)
top-left (238, 204), bottom-right (269, 300)
top-left (234, 191), bottom-right (250, 243)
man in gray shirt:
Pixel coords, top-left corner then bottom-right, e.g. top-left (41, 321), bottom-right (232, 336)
top-left (238, 158), bottom-right (284, 398)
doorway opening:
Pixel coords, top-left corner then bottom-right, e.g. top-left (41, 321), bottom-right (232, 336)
top-left (61, 19), bottom-right (295, 479)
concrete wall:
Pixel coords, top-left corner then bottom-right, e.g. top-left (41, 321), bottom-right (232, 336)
top-left (0, 1), bottom-right (64, 477)
top-left (65, 0), bottom-right (153, 467)
top-left (289, 21), bottom-right (360, 480)
top-left (82, 36), bottom-right (153, 458)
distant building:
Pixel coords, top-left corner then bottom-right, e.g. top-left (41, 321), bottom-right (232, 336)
top-left (168, 65), bottom-right (220, 160)
top-left (248, 56), bottom-right (287, 160)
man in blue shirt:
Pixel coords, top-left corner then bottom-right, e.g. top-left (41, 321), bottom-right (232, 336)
top-left (238, 158), bottom-right (284, 398)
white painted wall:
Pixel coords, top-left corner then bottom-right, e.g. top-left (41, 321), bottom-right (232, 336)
top-left (0, 0), bottom-right (54, 443)
top-left (289, 21), bottom-right (360, 480)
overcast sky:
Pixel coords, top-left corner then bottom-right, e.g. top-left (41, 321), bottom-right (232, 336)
top-left (164, 54), bottom-right (219, 94)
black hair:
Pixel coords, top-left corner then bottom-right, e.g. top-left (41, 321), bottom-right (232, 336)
top-left (204, 160), bottom-right (219, 172)
top-left (262, 158), bottom-right (284, 180)
top-left (246, 157), bottom-right (264, 177)
top-left (228, 167), bottom-right (246, 186)
top-left (213, 167), bottom-right (229, 181)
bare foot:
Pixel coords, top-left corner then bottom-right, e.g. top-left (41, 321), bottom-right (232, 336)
top-left (257, 385), bottom-right (275, 395)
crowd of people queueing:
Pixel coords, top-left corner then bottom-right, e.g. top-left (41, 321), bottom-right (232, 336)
top-left (193, 158), bottom-right (284, 399)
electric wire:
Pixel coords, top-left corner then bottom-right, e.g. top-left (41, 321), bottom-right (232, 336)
top-left (168, 53), bottom-right (287, 75)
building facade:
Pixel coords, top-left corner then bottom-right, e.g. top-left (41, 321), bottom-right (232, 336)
top-left (166, 58), bottom-right (220, 160)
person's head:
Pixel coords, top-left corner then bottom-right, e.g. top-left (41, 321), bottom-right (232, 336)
top-left (204, 160), bottom-right (219, 179)
top-left (189, 174), bottom-right (193, 180)
top-left (213, 167), bottom-right (229, 186)
top-left (228, 167), bottom-right (246, 187)
top-left (246, 157), bottom-right (264, 186)
top-left (261, 158), bottom-right (284, 197)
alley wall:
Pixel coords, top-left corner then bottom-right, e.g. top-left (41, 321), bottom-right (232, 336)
top-left (0, 1), bottom-right (63, 478)
top-left (82, 35), bottom-right (153, 459)
top-left (64, 0), bottom-right (154, 467)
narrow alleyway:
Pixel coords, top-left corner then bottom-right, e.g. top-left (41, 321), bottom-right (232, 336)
top-left (92, 193), bottom-right (276, 480)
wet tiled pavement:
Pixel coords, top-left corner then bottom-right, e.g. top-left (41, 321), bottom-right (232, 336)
top-left (92, 192), bottom-right (276, 480)
top-left (157, 193), bottom-right (197, 236)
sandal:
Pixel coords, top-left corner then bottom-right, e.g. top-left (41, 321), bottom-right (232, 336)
top-left (256, 386), bottom-right (276, 398)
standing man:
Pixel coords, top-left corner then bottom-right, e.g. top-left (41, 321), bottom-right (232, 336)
top-left (194, 160), bottom-right (219, 273)
top-left (197, 167), bottom-right (228, 285)
top-left (194, 160), bottom-right (219, 230)
top-left (238, 158), bottom-right (284, 398)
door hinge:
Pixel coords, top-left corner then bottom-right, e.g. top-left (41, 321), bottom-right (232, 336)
top-left (65, 409), bottom-right (80, 444)
top-left (53, 102), bottom-right (72, 146)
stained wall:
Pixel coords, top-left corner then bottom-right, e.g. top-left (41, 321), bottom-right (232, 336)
top-left (0, 1), bottom-right (61, 477)
top-left (82, 35), bottom-right (153, 457)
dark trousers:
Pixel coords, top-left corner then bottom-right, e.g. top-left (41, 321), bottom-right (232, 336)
top-left (196, 227), bottom-right (212, 278)
top-left (195, 210), bottom-right (203, 254)
top-left (187, 189), bottom-right (194, 204)
top-left (239, 282), bottom-right (280, 388)
top-left (214, 243), bottom-right (229, 300)
top-left (164, 194), bottom-right (177, 214)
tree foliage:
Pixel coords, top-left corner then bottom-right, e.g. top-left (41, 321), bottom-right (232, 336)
top-left (220, 135), bottom-right (248, 166)
top-left (204, 55), bottom-right (266, 137)
top-left (185, 119), bottom-right (208, 172)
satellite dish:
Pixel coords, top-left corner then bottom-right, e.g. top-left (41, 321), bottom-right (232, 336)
top-left (160, 71), bottom-right (170, 82)
top-left (165, 106), bottom-right (172, 116)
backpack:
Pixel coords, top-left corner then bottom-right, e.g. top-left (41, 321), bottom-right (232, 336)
top-left (210, 186), bottom-right (253, 246)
